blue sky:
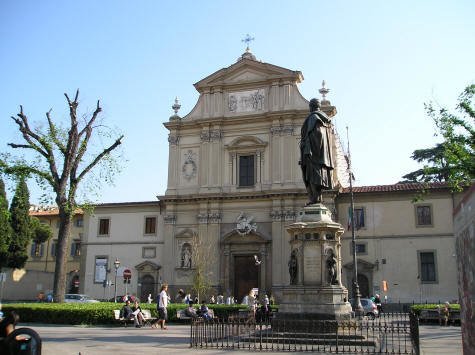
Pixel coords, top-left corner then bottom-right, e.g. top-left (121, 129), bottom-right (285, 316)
top-left (0, 0), bottom-right (474, 204)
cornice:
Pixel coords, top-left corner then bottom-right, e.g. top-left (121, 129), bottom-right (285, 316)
top-left (163, 109), bottom-right (307, 131)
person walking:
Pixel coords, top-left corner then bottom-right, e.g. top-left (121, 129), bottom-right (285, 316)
top-left (154, 284), bottom-right (169, 329)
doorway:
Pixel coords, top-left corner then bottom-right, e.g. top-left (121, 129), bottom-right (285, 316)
top-left (358, 274), bottom-right (370, 297)
top-left (140, 274), bottom-right (155, 302)
top-left (234, 255), bottom-right (259, 303)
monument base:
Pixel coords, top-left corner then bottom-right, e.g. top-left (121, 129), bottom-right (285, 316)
top-left (277, 285), bottom-right (352, 321)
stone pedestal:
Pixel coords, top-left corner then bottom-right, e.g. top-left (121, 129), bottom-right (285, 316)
top-left (278, 203), bottom-right (352, 320)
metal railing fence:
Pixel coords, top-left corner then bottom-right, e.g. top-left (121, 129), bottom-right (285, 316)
top-left (190, 312), bottom-right (419, 354)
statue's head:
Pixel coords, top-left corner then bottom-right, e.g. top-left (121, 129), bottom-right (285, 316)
top-left (309, 98), bottom-right (320, 111)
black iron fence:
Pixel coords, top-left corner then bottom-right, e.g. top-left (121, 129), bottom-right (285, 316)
top-left (190, 312), bottom-right (419, 354)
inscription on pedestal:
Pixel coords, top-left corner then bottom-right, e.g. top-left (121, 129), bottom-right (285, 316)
top-left (303, 242), bottom-right (321, 284)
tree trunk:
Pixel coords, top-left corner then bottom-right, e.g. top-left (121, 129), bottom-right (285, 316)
top-left (53, 207), bottom-right (73, 303)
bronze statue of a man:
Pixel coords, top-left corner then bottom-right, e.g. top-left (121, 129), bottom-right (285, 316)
top-left (299, 98), bottom-right (334, 204)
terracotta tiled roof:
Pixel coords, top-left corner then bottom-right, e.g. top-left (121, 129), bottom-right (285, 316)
top-left (29, 208), bottom-right (83, 216)
top-left (340, 181), bottom-right (449, 194)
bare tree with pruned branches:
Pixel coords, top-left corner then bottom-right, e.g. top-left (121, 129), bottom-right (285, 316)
top-left (190, 232), bottom-right (216, 303)
top-left (0, 90), bottom-right (123, 302)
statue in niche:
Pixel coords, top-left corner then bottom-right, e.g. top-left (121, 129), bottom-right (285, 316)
top-left (299, 98), bottom-right (334, 205)
top-left (326, 249), bottom-right (338, 285)
top-left (181, 244), bottom-right (192, 268)
top-left (288, 250), bottom-right (298, 285)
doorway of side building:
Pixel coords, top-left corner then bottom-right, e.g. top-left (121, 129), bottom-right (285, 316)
top-left (234, 255), bottom-right (259, 303)
top-left (140, 274), bottom-right (155, 302)
top-left (351, 274), bottom-right (370, 298)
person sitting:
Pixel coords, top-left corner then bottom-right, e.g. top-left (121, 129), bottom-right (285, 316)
top-left (0, 311), bottom-right (19, 338)
top-left (199, 301), bottom-right (212, 320)
top-left (121, 300), bottom-right (141, 327)
top-left (184, 302), bottom-right (199, 319)
top-left (184, 293), bottom-right (192, 305)
top-left (0, 311), bottom-right (20, 353)
top-left (175, 289), bottom-right (185, 303)
top-left (132, 300), bottom-right (146, 326)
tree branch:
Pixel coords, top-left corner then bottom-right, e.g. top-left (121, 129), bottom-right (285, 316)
top-left (46, 109), bottom-right (67, 155)
top-left (76, 135), bottom-right (124, 183)
top-left (10, 107), bottom-right (61, 185)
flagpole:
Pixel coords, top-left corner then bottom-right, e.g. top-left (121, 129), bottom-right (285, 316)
top-left (346, 126), bottom-right (364, 317)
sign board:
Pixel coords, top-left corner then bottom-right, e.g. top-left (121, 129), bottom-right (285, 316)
top-left (123, 269), bottom-right (132, 280)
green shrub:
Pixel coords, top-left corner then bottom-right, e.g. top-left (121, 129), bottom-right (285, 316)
top-left (0, 302), bottom-right (264, 325)
top-left (410, 303), bottom-right (460, 316)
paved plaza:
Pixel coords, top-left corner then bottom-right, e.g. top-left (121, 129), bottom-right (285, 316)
top-left (17, 322), bottom-right (462, 355)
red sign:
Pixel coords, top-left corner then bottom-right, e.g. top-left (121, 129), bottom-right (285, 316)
top-left (123, 269), bottom-right (132, 280)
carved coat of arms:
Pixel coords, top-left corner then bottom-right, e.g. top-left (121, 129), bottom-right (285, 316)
top-left (236, 211), bottom-right (257, 236)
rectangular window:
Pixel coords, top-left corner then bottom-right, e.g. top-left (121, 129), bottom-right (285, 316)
top-left (94, 257), bottom-right (108, 283)
top-left (51, 241), bottom-right (58, 257)
top-left (348, 207), bottom-right (365, 230)
top-left (70, 240), bottom-right (81, 257)
top-left (144, 217), bottom-right (157, 235)
top-left (416, 205), bottom-right (432, 226)
top-left (75, 217), bottom-right (84, 227)
top-left (355, 243), bottom-right (366, 254)
top-left (419, 251), bottom-right (437, 283)
top-left (354, 208), bottom-right (365, 229)
top-left (142, 247), bottom-right (156, 259)
top-left (351, 242), bottom-right (367, 255)
top-left (98, 218), bottom-right (110, 236)
top-left (239, 155), bottom-right (255, 187)
top-left (30, 242), bottom-right (44, 257)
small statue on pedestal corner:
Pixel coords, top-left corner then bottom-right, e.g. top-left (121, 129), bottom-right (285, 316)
top-left (288, 250), bottom-right (298, 285)
top-left (326, 249), bottom-right (338, 285)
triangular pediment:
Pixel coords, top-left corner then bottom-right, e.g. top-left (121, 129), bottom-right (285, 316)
top-left (135, 260), bottom-right (161, 271)
top-left (194, 58), bottom-right (303, 92)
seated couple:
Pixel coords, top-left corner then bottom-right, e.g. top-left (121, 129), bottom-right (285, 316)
top-left (184, 301), bottom-right (212, 320)
top-left (121, 300), bottom-right (146, 328)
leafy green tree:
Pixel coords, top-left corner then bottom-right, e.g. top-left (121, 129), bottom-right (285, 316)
top-left (8, 177), bottom-right (31, 269)
top-left (0, 177), bottom-right (12, 270)
top-left (0, 90), bottom-right (123, 301)
top-left (403, 84), bottom-right (475, 190)
top-left (30, 216), bottom-right (53, 244)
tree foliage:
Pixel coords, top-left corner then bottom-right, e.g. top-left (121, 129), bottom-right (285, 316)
top-left (30, 216), bottom-right (53, 243)
top-left (0, 177), bottom-right (12, 270)
top-left (403, 84), bottom-right (475, 190)
top-left (8, 177), bottom-right (31, 269)
top-left (0, 90), bottom-right (123, 301)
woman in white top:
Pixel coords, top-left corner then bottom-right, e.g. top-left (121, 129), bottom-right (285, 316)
top-left (154, 284), bottom-right (169, 329)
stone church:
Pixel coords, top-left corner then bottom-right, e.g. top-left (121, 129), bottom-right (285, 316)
top-left (159, 48), bottom-right (351, 302)
top-left (7, 48), bottom-right (457, 305)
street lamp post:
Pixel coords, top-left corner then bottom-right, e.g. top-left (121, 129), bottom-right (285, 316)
top-left (346, 127), bottom-right (364, 317)
top-left (113, 258), bottom-right (120, 303)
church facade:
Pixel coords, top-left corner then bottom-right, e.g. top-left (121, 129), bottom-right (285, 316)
top-left (76, 50), bottom-right (461, 305)
top-left (159, 49), bottom-right (348, 303)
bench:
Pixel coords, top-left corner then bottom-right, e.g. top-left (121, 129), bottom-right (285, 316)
top-left (113, 310), bottom-right (135, 327)
top-left (113, 309), bottom-right (156, 327)
top-left (176, 308), bottom-right (215, 320)
top-left (419, 309), bottom-right (461, 325)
